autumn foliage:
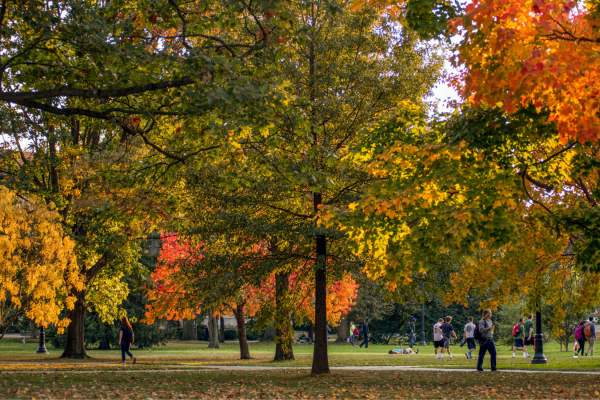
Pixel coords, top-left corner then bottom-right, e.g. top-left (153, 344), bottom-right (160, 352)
top-left (144, 235), bottom-right (358, 326)
top-left (0, 186), bottom-right (84, 338)
top-left (452, 0), bottom-right (600, 144)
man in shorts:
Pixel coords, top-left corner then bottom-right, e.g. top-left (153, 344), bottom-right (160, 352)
top-left (513, 317), bottom-right (525, 358)
top-left (441, 316), bottom-right (457, 360)
top-left (523, 314), bottom-right (534, 357)
top-left (433, 318), bottom-right (444, 359)
top-left (463, 316), bottom-right (477, 359)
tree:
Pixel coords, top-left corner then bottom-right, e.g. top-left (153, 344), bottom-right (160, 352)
top-left (0, 0), bottom-right (294, 358)
top-left (175, 0), bottom-right (442, 374)
top-left (0, 185), bottom-right (84, 339)
top-left (451, 0), bottom-right (600, 144)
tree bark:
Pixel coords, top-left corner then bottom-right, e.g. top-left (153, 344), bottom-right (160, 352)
top-left (219, 315), bottom-right (225, 343)
top-left (60, 289), bottom-right (88, 359)
top-left (261, 324), bottom-right (275, 342)
top-left (335, 314), bottom-right (349, 343)
top-left (29, 320), bottom-right (37, 339)
top-left (181, 318), bottom-right (197, 341)
top-left (233, 303), bottom-right (251, 359)
top-left (274, 271), bottom-right (294, 361)
top-left (312, 233), bottom-right (330, 374)
top-left (208, 312), bottom-right (219, 349)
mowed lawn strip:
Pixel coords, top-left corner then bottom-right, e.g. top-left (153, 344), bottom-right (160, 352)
top-left (2, 339), bottom-right (600, 371)
top-left (0, 369), bottom-right (599, 399)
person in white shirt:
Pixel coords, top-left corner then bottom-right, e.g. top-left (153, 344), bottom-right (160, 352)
top-left (433, 318), bottom-right (444, 359)
top-left (463, 316), bottom-right (477, 359)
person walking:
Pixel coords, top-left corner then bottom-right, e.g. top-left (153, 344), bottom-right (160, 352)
top-left (359, 319), bottom-right (370, 349)
top-left (463, 317), bottom-right (477, 359)
top-left (433, 318), bottom-right (444, 359)
top-left (585, 316), bottom-right (596, 356)
top-left (477, 309), bottom-right (497, 372)
top-left (512, 317), bottom-right (526, 358)
top-left (574, 320), bottom-right (586, 358)
top-left (119, 316), bottom-right (136, 365)
top-left (440, 316), bottom-right (457, 359)
top-left (408, 317), bottom-right (417, 349)
top-left (523, 314), bottom-right (534, 357)
top-left (349, 321), bottom-right (356, 348)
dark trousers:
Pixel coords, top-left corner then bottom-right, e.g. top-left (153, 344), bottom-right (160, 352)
top-left (477, 339), bottom-right (497, 371)
top-left (121, 341), bottom-right (133, 362)
top-left (577, 338), bottom-right (586, 355)
top-left (349, 335), bottom-right (355, 346)
top-left (360, 336), bottom-right (369, 348)
top-left (409, 334), bottom-right (416, 348)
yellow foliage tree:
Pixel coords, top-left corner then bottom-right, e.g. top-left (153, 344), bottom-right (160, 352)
top-left (0, 186), bottom-right (84, 339)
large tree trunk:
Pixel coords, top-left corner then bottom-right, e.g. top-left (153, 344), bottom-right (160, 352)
top-left (312, 232), bottom-right (330, 374)
top-left (233, 303), bottom-right (251, 359)
top-left (261, 324), bottom-right (275, 342)
top-left (208, 312), bottom-right (220, 349)
top-left (60, 289), bottom-right (88, 359)
top-left (97, 336), bottom-right (111, 350)
top-left (181, 318), bottom-right (196, 341)
top-left (219, 315), bottom-right (225, 343)
top-left (274, 271), bottom-right (294, 361)
top-left (335, 314), bottom-right (349, 343)
top-left (29, 320), bottom-right (37, 339)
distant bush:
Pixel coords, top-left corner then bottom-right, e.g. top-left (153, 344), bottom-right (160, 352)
top-left (224, 329), bottom-right (238, 340)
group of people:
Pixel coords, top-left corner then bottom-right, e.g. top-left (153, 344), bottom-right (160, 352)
top-left (430, 311), bottom-right (523, 371)
top-left (573, 317), bottom-right (597, 358)
top-left (348, 319), bottom-right (370, 348)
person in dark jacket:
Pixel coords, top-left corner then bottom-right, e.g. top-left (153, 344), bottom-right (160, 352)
top-left (477, 309), bottom-right (497, 372)
top-left (119, 316), bottom-right (136, 365)
top-left (359, 319), bottom-right (370, 348)
top-left (408, 317), bottom-right (417, 348)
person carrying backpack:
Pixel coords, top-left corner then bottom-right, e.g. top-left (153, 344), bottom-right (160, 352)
top-left (476, 309), bottom-right (497, 372)
top-left (585, 316), bottom-right (596, 356)
top-left (359, 319), bottom-right (370, 349)
top-left (349, 321), bottom-right (356, 348)
top-left (512, 317), bottom-right (526, 358)
top-left (119, 316), bottom-right (136, 365)
top-left (574, 320), bottom-right (586, 358)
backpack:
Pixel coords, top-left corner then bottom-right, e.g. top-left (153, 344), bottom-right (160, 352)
top-left (353, 327), bottom-right (359, 335)
top-left (584, 323), bottom-right (593, 338)
top-left (575, 325), bottom-right (583, 340)
top-left (473, 320), bottom-right (484, 341)
top-left (406, 325), bottom-right (412, 334)
top-left (512, 324), bottom-right (521, 337)
top-left (123, 328), bottom-right (133, 343)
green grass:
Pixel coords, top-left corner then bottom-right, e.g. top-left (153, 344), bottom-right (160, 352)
top-left (1, 337), bottom-right (600, 371)
top-left (0, 369), bottom-right (599, 399)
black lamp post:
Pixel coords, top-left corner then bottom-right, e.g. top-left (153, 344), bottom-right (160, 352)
top-left (35, 325), bottom-right (48, 354)
top-left (419, 280), bottom-right (426, 346)
top-left (531, 310), bottom-right (547, 364)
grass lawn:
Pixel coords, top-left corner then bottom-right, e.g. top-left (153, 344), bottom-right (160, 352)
top-left (1, 337), bottom-right (600, 371)
top-left (2, 339), bottom-right (600, 399)
top-left (1, 369), bottom-right (600, 399)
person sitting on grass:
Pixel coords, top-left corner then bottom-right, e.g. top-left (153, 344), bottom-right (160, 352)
top-left (389, 346), bottom-right (419, 354)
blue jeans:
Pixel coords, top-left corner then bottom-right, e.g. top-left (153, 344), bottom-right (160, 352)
top-left (349, 335), bottom-right (355, 346)
top-left (121, 341), bottom-right (133, 362)
top-left (409, 334), bottom-right (416, 348)
top-left (360, 336), bottom-right (368, 348)
top-left (477, 339), bottom-right (497, 371)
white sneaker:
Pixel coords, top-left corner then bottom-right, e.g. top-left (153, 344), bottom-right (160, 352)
top-left (450, 355), bottom-right (455, 359)
top-left (512, 355), bottom-right (515, 358)
top-left (574, 355), bottom-right (578, 358)
top-left (435, 355), bottom-right (439, 359)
